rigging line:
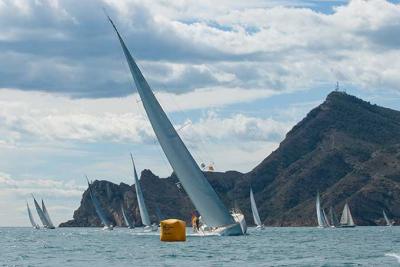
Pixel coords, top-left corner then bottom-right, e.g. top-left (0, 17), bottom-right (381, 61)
top-left (156, 82), bottom-right (208, 168)
top-left (158, 83), bottom-right (214, 169)
top-left (135, 96), bottom-right (172, 177)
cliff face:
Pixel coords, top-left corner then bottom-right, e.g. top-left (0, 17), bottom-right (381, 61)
top-left (60, 92), bottom-right (400, 227)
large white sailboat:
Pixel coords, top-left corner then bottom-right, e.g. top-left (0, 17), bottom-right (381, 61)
top-left (339, 202), bottom-right (356, 228)
top-left (316, 192), bottom-right (329, 228)
top-left (108, 16), bottom-right (246, 236)
top-left (27, 202), bottom-right (40, 229)
top-left (383, 210), bottom-right (394, 226)
top-left (130, 154), bottom-right (157, 232)
top-left (86, 177), bottom-right (113, 230)
top-left (250, 187), bottom-right (264, 229)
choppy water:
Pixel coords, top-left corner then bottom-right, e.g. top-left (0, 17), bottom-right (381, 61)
top-left (1, 226), bottom-right (400, 266)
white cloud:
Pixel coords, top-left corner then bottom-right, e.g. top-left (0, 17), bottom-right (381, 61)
top-left (0, 88), bottom-right (277, 144)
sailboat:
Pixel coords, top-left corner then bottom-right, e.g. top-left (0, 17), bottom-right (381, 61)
top-left (130, 154), bottom-right (157, 232)
top-left (41, 199), bottom-right (55, 229)
top-left (32, 195), bottom-right (53, 229)
top-left (339, 202), bottom-right (356, 228)
top-left (316, 192), bottom-right (328, 228)
top-left (121, 204), bottom-right (135, 229)
top-left (108, 16), bottom-right (245, 236)
top-left (329, 206), bottom-right (339, 228)
top-left (86, 177), bottom-right (113, 230)
top-left (155, 204), bottom-right (165, 223)
top-left (383, 210), bottom-right (394, 226)
top-left (250, 187), bottom-right (264, 229)
top-left (322, 209), bottom-right (331, 227)
top-left (27, 202), bottom-right (40, 229)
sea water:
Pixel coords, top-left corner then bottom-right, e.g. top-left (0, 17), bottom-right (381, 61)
top-left (1, 226), bottom-right (400, 266)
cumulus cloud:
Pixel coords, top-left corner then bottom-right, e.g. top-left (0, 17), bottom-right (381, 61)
top-left (0, 0), bottom-right (399, 97)
top-left (0, 172), bottom-right (84, 198)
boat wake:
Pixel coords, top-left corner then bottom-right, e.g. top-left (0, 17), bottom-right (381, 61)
top-left (385, 253), bottom-right (400, 263)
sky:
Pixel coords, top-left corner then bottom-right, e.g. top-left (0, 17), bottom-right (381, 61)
top-left (1, 0), bottom-right (400, 226)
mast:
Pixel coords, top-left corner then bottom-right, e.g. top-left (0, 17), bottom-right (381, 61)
top-left (130, 154), bottom-right (151, 226)
top-left (109, 17), bottom-right (234, 228)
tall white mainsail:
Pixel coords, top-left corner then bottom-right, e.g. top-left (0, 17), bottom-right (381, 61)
top-left (41, 200), bottom-right (55, 229)
top-left (340, 202), bottom-right (355, 227)
top-left (32, 196), bottom-right (49, 228)
top-left (109, 17), bottom-right (237, 230)
top-left (86, 178), bottom-right (112, 228)
top-left (383, 210), bottom-right (392, 226)
top-left (130, 154), bottom-right (151, 227)
top-left (250, 187), bottom-right (263, 227)
top-left (27, 203), bottom-right (39, 229)
top-left (316, 192), bottom-right (327, 227)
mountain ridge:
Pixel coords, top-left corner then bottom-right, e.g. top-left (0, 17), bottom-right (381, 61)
top-left (60, 91), bottom-right (400, 227)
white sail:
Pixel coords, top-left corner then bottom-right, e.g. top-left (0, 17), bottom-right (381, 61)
top-left (322, 209), bottom-right (330, 227)
top-left (41, 200), bottom-right (55, 229)
top-left (121, 204), bottom-right (134, 228)
top-left (27, 203), bottom-right (39, 229)
top-left (250, 187), bottom-right (262, 227)
top-left (86, 178), bottom-right (111, 227)
top-left (109, 18), bottom-right (235, 229)
top-left (32, 196), bottom-right (49, 228)
top-left (130, 154), bottom-right (151, 227)
top-left (340, 203), bottom-right (355, 226)
top-left (329, 206), bottom-right (338, 227)
top-left (316, 192), bottom-right (327, 227)
top-left (383, 210), bottom-right (392, 226)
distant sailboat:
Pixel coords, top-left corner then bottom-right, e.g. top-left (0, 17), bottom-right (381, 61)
top-left (121, 204), bottom-right (134, 229)
top-left (27, 202), bottom-right (40, 229)
top-left (383, 210), bottom-right (393, 226)
top-left (329, 206), bottom-right (339, 228)
top-left (32, 195), bottom-right (53, 229)
top-left (339, 202), bottom-right (356, 228)
top-left (250, 187), bottom-right (264, 229)
top-left (322, 209), bottom-right (331, 227)
top-left (41, 200), bottom-right (55, 229)
top-left (109, 16), bottom-right (245, 236)
top-left (130, 154), bottom-right (157, 232)
top-left (155, 204), bottom-right (165, 223)
top-left (86, 177), bottom-right (113, 230)
top-left (316, 192), bottom-right (328, 228)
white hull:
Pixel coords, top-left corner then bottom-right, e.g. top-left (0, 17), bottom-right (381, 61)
top-left (103, 225), bottom-right (114, 231)
top-left (197, 212), bottom-right (247, 236)
top-left (144, 224), bottom-right (158, 232)
top-left (256, 225), bottom-right (265, 230)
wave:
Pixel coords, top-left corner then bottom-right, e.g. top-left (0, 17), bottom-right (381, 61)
top-left (385, 253), bottom-right (400, 263)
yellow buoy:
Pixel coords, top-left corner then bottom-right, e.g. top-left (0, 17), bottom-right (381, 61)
top-left (160, 219), bottom-right (186, 242)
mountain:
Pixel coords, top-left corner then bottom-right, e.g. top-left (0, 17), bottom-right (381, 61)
top-left (60, 91), bottom-right (400, 227)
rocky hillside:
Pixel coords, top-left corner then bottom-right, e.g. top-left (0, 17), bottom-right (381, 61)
top-left (60, 92), bottom-right (400, 227)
